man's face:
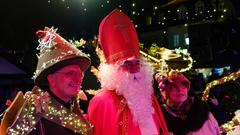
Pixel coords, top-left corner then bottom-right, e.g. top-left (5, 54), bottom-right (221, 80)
top-left (120, 59), bottom-right (141, 73)
top-left (47, 64), bottom-right (84, 100)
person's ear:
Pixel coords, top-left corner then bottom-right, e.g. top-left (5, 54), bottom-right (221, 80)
top-left (81, 71), bottom-right (85, 79)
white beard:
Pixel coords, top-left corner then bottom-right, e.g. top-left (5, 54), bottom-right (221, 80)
top-left (98, 60), bottom-right (158, 134)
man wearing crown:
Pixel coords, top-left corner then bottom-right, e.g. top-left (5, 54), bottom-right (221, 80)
top-left (87, 9), bottom-right (169, 135)
top-left (0, 27), bottom-right (92, 135)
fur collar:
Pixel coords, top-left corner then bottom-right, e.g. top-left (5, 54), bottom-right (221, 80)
top-left (161, 95), bottom-right (210, 134)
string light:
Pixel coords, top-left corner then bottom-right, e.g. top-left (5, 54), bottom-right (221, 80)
top-left (171, 48), bottom-right (193, 72)
top-left (44, 0), bottom-right (229, 25)
top-left (129, 2), bottom-right (229, 28)
top-left (33, 50), bottom-right (87, 79)
top-left (202, 69), bottom-right (240, 102)
top-left (220, 109), bottom-right (240, 134)
top-left (85, 89), bottom-right (101, 96)
top-left (7, 88), bottom-right (92, 135)
top-left (141, 45), bottom-right (193, 72)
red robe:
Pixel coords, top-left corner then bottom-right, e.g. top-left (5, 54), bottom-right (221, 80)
top-left (87, 90), bottom-right (169, 135)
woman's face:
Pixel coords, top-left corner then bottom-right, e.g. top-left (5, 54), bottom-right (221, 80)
top-left (167, 83), bottom-right (188, 106)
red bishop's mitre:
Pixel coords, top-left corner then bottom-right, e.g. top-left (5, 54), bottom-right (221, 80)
top-left (98, 9), bottom-right (140, 64)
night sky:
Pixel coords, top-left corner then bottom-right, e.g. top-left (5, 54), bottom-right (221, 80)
top-left (0, 0), bottom-right (132, 75)
top-left (0, 0), bottom-right (131, 49)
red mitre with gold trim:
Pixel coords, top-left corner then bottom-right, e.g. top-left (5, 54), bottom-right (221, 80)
top-left (98, 9), bottom-right (140, 64)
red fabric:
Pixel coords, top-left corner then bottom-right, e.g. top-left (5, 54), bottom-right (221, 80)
top-left (152, 95), bottom-right (169, 133)
top-left (87, 90), bottom-right (169, 135)
top-left (98, 9), bottom-right (140, 64)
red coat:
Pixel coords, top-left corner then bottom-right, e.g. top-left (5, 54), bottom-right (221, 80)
top-left (87, 90), bottom-right (169, 135)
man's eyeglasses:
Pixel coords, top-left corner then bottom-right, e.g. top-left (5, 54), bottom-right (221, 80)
top-left (55, 71), bottom-right (84, 78)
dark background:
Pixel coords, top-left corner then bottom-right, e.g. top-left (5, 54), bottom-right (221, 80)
top-left (188, 20), bottom-right (240, 68)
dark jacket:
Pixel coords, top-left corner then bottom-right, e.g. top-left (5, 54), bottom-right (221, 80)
top-left (160, 95), bottom-right (210, 135)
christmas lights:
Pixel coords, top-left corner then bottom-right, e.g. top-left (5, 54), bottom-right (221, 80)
top-left (7, 88), bottom-right (92, 135)
top-left (220, 109), bottom-right (240, 134)
top-left (202, 69), bottom-right (240, 102)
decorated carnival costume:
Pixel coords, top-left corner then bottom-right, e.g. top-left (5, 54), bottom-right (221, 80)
top-left (0, 27), bottom-right (92, 135)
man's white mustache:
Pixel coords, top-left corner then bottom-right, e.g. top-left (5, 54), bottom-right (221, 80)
top-left (129, 72), bottom-right (144, 80)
